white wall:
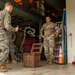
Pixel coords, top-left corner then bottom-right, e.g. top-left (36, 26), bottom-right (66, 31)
top-left (66, 0), bottom-right (75, 63)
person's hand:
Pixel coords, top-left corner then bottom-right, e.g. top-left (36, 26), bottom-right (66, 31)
top-left (50, 34), bottom-right (55, 37)
top-left (15, 26), bottom-right (19, 32)
top-left (42, 35), bottom-right (45, 38)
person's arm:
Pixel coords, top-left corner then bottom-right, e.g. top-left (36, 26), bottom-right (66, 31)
top-left (40, 25), bottom-right (44, 38)
top-left (54, 24), bottom-right (60, 37)
top-left (4, 13), bottom-right (18, 32)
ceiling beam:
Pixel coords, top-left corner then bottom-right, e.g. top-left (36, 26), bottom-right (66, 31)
top-left (0, 0), bottom-right (44, 22)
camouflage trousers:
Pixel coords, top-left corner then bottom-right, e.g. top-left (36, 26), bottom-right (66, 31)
top-left (43, 37), bottom-right (55, 59)
top-left (8, 40), bottom-right (16, 60)
top-left (0, 34), bottom-right (9, 66)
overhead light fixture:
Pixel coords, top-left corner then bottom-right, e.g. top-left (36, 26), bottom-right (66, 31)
top-left (14, 0), bottom-right (23, 5)
top-left (14, 0), bottom-right (21, 2)
top-left (28, 0), bottom-right (33, 4)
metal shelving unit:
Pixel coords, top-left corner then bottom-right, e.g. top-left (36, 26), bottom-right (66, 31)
top-left (54, 22), bottom-right (64, 64)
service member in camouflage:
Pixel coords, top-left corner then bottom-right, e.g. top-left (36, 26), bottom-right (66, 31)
top-left (40, 16), bottom-right (60, 64)
top-left (6, 31), bottom-right (17, 64)
top-left (0, 2), bottom-right (18, 72)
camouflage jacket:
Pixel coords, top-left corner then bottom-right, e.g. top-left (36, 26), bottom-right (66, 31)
top-left (40, 22), bottom-right (60, 38)
top-left (0, 9), bottom-right (15, 34)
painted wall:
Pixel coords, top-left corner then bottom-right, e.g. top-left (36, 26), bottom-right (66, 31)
top-left (66, 0), bottom-right (75, 63)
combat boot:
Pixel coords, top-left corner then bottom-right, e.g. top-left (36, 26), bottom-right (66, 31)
top-left (12, 60), bottom-right (17, 64)
top-left (48, 59), bottom-right (53, 65)
top-left (0, 64), bottom-right (11, 70)
top-left (0, 67), bottom-right (8, 72)
top-left (0, 65), bottom-right (7, 69)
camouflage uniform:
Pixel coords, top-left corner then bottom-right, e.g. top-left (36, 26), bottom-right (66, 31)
top-left (6, 31), bottom-right (16, 61)
top-left (40, 22), bottom-right (60, 63)
top-left (0, 9), bottom-right (15, 66)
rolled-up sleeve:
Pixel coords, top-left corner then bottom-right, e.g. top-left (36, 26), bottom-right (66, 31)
top-left (54, 24), bottom-right (60, 37)
top-left (4, 13), bottom-right (15, 32)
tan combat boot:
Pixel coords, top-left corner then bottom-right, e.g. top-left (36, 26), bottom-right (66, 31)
top-left (0, 65), bottom-right (7, 69)
top-left (0, 66), bottom-right (8, 72)
top-left (0, 64), bottom-right (11, 70)
top-left (48, 59), bottom-right (53, 65)
top-left (0, 68), bottom-right (8, 72)
top-left (12, 60), bottom-right (17, 64)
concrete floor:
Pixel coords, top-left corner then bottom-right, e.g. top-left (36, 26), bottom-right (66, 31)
top-left (0, 62), bottom-right (75, 75)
